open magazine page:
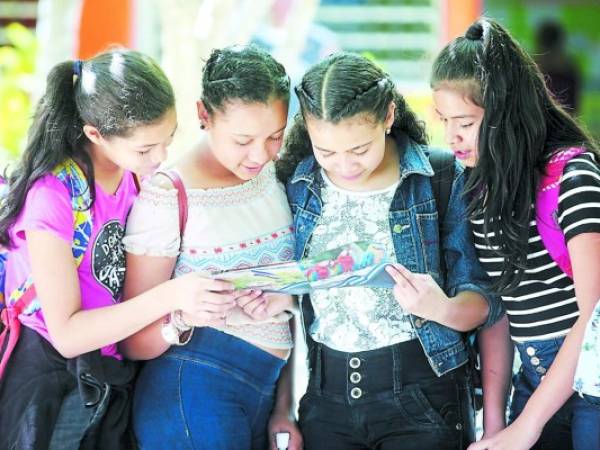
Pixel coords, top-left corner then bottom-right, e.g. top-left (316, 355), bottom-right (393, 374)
top-left (212, 241), bottom-right (395, 294)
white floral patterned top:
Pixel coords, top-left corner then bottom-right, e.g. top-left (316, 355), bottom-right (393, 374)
top-left (306, 170), bottom-right (417, 352)
top-left (123, 162), bottom-right (294, 349)
top-left (574, 299), bottom-right (600, 397)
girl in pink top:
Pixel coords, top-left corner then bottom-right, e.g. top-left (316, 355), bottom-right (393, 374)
top-left (0, 49), bottom-right (236, 450)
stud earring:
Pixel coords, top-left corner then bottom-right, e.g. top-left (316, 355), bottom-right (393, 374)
top-left (386, 128), bottom-right (391, 135)
top-left (200, 124), bottom-right (205, 130)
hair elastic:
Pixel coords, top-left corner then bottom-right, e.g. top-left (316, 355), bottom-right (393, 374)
top-left (73, 60), bottom-right (83, 77)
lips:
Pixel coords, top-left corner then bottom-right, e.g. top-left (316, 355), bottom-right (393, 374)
top-left (243, 164), bottom-right (263, 173)
top-left (452, 150), bottom-right (472, 160)
top-left (341, 172), bottom-right (363, 181)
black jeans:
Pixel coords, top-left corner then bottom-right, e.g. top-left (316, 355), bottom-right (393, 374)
top-left (299, 339), bottom-right (475, 450)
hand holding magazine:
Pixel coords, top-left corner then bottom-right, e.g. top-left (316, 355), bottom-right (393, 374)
top-left (212, 241), bottom-right (395, 295)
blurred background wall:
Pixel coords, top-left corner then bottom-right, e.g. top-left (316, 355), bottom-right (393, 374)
top-left (1, 0), bottom-right (599, 166)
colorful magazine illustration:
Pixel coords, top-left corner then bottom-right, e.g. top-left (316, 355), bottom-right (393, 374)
top-left (212, 241), bottom-right (395, 295)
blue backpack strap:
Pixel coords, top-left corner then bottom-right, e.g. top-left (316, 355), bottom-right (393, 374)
top-left (0, 159), bottom-right (93, 380)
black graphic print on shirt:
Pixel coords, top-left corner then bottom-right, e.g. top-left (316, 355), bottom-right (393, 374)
top-left (92, 220), bottom-right (125, 301)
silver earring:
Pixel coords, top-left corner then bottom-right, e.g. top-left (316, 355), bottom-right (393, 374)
top-left (386, 128), bottom-right (391, 135)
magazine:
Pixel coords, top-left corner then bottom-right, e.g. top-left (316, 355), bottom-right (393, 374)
top-left (212, 241), bottom-right (395, 295)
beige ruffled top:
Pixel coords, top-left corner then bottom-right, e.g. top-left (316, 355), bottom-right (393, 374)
top-left (123, 162), bottom-right (294, 349)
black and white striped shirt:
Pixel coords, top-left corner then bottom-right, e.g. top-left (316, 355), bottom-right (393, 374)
top-left (471, 152), bottom-right (600, 342)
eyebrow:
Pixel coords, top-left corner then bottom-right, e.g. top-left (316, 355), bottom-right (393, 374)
top-left (233, 125), bottom-right (287, 138)
top-left (139, 123), bottom-right (178, 148)
top-left (314, 140), bottom-right (372, 153)
top-left (435, 109), bottom-right (475, 119)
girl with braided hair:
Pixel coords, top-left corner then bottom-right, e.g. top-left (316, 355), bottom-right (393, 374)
top-left (277, 52), bottom-right (502, 449)
top-left (122, 45), bottom-right (302, 449)
top-left (431, 18), bottom-right (600, 450)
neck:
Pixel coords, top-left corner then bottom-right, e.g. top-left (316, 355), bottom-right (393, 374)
top-left (196, 140), bottom-right (243, 184)
top-left (87, 143), bottom-right (124, 194)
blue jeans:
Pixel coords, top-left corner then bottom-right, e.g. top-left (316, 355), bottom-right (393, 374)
top-left (133, 328), bottom-right (287, 450)
top-left (510, 337), bottom-right (600, 450)
top-left (299, 339), bottom-right (475, 450)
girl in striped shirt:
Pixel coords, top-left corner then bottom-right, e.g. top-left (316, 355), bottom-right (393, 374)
top-left (431, 18), bottom-right (600, 450)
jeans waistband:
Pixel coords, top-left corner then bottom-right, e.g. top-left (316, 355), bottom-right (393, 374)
top-left (308, 339), bottom-right (457, 403)
top-left (166, 327), bottom-right (286, 387)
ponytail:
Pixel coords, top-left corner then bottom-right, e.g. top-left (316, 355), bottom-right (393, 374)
top-left (0, 61), bottom-right (93, 248)
top-left (0, 49), bottom-right (175, 248)
top-left (431, 17), bottom-right (598, 292)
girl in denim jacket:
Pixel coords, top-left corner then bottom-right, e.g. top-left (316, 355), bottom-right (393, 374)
top-left (276, 52), bottom-right (501, 450)
top-left (431, 18), bottom-right (600, 450)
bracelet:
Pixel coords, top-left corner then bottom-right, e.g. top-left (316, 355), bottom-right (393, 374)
top-left (160, 311), bottom-right (193, 346)
top-left (172, 310), bottom-right (192, 331)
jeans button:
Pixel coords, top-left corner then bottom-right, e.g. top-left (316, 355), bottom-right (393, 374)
top-left (530, 356), bottom-right (540, 366)
top-left (350, 387), bottom-right (362, 399)
top-left (526, 346), bottom-right (536, 356)
top-left (349, 357), bottom-right (361, 369)
top-left (350, 372), bottom-right (362, 384)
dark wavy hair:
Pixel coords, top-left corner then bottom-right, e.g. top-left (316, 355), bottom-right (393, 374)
top-left (431, 17), bottom-right (598, 292)
top-left (201, 44), bottom-right (290, 114)
top-left (276, 52), bottom-right (427, 182)
top-left (0, 48), bottom-right (175, 248)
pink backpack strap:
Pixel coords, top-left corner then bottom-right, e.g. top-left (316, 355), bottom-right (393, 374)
top-left (536, 147), bottom-right (586, 279)
top-left (157, 170), bottom-right (188, 237)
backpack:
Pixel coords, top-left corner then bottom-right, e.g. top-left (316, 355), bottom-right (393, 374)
top-left (536, 147), bottom-right (587, 279)
top-left (1, 159), bottom-right (106, 379)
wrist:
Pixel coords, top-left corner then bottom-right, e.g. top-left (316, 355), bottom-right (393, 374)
top-left (513, 408), bottom-right (545, 434)
top-left (161, 311), bottom-right (193, 345)
top-left (434, 297), bottom-right (453, 326)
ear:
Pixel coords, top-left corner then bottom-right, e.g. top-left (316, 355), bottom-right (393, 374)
top-left (384, 101), bottom-right (396, 130)
top-left (82, 124), bottom-right (104, 145)
top-left (196, 100), bottom-right (211, 129)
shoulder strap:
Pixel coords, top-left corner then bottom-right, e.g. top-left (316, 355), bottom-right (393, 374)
top-left (157, 170), bottom-right (188, 237)
top-left (536, 147), bottom-right (586, 279)
top-left (427, 149), bottom-right (455, 279)
top-left (428, 149), bottom-right (455, 225)
top-left (0, 159), bottom-right (93, 380)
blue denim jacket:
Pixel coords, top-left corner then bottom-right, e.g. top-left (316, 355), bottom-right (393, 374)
top-left (286, 134), bottom-right (504, 376)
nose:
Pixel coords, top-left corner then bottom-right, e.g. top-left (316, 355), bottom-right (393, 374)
top-left (340, 155), bottom-right (359, 175)
top-left (152, 145), bottom-right (168, 165)
top-left (444, 122), bottom-right (461, 146)
top-left (248, 142), bottom-right (271, 165)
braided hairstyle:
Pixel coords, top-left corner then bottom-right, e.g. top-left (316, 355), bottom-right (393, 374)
top-left (431, 18), bottom-right (598, 292)
top-left (277, 52), bottom-right (427, 182)
top-left (201, 44), bottom-right (290, 114)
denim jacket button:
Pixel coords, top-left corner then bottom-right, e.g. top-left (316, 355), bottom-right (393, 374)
top-left (536, 366), bottom-right (546, 374)
top-left (415, 319), bottom-right (423, 328)
top-left (526, 346), bottom-right (536, 356)
top-left (392, 224), bottom-right (404, 233)
top-left (530, 356), bottom-right (540, 366)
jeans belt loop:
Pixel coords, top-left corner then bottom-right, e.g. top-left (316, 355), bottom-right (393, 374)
top-left (314, 343), bottom-right (323, 395)
top-left (392, 344), bottom-right (402, 394)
